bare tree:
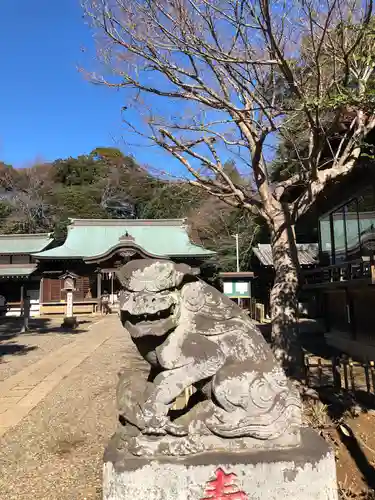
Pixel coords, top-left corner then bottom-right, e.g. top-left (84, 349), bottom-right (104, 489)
top-left (189, 197), bottom-right (259, 271)
top-left (82, 0), bottom-right (375, 374)
top-left (0, 164), bottom-right (53, 233)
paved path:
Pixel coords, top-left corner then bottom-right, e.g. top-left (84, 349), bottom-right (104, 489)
top-left (0, 317), bottom-right (94, 382)
top-left (0, 318), bottom-right (110, 437)
top-left (0, 315), bottom-right (144, 500)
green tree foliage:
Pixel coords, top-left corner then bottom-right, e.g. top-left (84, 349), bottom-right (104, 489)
top-left (216, 160), bottom-right (248, 186)
top-left (139, 182), bottom-right (205, 219)
top-left (91, 146), bottom-right (126, 160)
top-left (49, 186), bottom-right (108, 219)
top-left (0, 152), bottom-right (260, 271)
top-left (52, 155), bottom-right (107, 186)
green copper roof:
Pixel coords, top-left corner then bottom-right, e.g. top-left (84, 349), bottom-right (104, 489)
top-left (0, 233), bottom-right (53, 255)
top-left (0, 264), bottom-right (37, 278)
top-left (34, 219), bottom-right (215, 260)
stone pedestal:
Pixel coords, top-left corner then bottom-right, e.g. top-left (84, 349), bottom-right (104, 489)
top-left (61, 316), bottom-right (78, 329)
top-left (103, 428), bottom-right (338, 500)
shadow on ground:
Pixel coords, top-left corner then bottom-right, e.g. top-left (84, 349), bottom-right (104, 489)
top-left (0, 317), bottom-right (95, 362)
top-left (0, 318), bottom-right (92, 338)
top-left (337, 423), bottom-right (375, 491)
top-left (0, 341), bottom-right (37, 360)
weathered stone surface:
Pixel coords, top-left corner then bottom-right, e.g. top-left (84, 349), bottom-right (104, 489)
top-left (114, 259), bottom-right (301, 457)
top-left (61, 316), bottom-right (78, 329)
top-left (103, 428), bottom-right (338, 500)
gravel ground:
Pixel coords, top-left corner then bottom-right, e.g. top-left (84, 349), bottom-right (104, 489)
top-left (0, 316), bottom-right (143, 500)
top-left (0, 317), bottom-right (95, 382)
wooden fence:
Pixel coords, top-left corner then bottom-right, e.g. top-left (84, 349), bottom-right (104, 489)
top-left (305, 355), bottom-right (375, 396)
top-left (248, 298), bottom-right (266, 323)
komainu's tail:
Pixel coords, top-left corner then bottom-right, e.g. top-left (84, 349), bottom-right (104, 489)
top-left (207, 388), bottom-right (301, 440)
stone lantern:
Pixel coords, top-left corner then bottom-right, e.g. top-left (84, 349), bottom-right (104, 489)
top-left (60, 271), bottom-right (78, 328)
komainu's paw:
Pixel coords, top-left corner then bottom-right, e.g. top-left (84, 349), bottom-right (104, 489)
top-left (141, 408), bottom-right (169, 435)
top-left (165, 422), bottom-right (188, 436)
top-left (205, 411), bottom-right (245, 437)
top-left (141, 421), bottom-right (188, 436)
top-left (142, 426), bottom-right (167, 436)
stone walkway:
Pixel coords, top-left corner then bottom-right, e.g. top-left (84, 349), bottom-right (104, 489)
top-left (0, 315), bottom-right (143, 500)
top-left (0, 318), bottom-right (112, 437)
top-left (0, 317), bottom-right (91, 382)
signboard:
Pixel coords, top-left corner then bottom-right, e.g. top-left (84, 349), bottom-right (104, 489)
top-left (60, 271), bottom-right (78, 291)
top-left (66, 290), bottom-right (74, 318)
top-left (63, 276), bottom-right (75, 291)
top-left (222, 280), bottom-right (251, 299)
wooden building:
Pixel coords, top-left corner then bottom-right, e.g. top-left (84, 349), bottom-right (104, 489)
top-left (301, 165), bottom-right (375, 360)
top-left (251, 243), bottom-right (319, 318)
top-left (33, 218), bottom-right (215, 315)
top-left (0, 233), bottom-right (53, 316)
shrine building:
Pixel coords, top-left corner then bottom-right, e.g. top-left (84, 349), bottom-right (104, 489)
top-left (0, 232), bottom-right (54, 316)
top-left (28, 218), bottom-right (214, 316)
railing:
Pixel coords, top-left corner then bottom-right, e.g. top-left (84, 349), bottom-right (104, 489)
top-left (301, 258), bottom-right (375, 287)
top-left (305, 354), bottom-right (375, 397)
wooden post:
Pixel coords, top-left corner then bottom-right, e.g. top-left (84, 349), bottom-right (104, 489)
top-left (259, 303), bottom-right (265, 323)
top-left (39, 277), bottom-right (43, 316)
top-left (20, 284), bottom-right (24, 317)
top-left (345, 288), bottom-right (356, 340)
top-left (317, 358), bottom-right (323, 386)
top-left (332, 356), bottom-right (342, 391)
top-left (343, 358), bottom-right (349, 391)
top-left (349, 360), bottom-right (355, 392)
top-left (305, 357), bottom-right (310, 387)
top-left (370, 361), bottom-right (375, 393)
top-left (97, 271), bottom-right (102, 312)
top-left (364, 362), bottom-right (371, 394)
top-left (66, 290), bottom-right (73, 318)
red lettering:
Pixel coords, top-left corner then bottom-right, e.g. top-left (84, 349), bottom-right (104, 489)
top-left (201, 468), bottom-right (248, 500)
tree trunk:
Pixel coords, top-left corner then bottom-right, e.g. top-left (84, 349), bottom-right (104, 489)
top-left (268, 208), bottom-right (303, 378)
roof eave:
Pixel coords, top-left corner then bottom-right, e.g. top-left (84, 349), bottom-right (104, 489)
top-left (0, 264), bottom-right (38, 278)
top-left (32, 253), bottom-right (84, 260)
top-left (34, 251), bottom-right (215, 262)
top-left (68, 218), bottom-right (187, 227)
top-left (0, 232), bottom-right (52, 239)
top-left (169, 253), bottom-right (215, 259)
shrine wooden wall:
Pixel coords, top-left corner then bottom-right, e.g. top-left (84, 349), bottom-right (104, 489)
top-left (41, 276), bottom-right (92, 303)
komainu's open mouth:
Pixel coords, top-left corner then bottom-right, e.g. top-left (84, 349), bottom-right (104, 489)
top-left (122, 304), bottom-right (175, 325)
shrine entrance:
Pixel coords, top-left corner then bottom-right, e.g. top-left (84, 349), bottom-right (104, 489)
top-left (88, 247), bottom-right (155, 309)
top-left (100, 269), bottom-right (121, 305)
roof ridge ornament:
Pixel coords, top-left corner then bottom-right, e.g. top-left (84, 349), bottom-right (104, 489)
top-left (119, 231), bottom-right (135, 242)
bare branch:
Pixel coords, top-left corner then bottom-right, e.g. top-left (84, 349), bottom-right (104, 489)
top-left (83, 0), bottom-right (375, 245)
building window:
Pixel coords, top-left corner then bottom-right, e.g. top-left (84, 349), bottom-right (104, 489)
top-left (332, 207), bottom-right (346, 263)
top-left (319, 216), bottom-right (332, 264)
top-left (357, 187), bottom-right (375, 255)
top-left (318, 186), bottom-right (375, 265)
top-left (344, 199), bottom-right (361, 260)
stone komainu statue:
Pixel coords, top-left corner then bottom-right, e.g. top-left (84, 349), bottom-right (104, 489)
top-left (115, 259), bottom-right (301, 457)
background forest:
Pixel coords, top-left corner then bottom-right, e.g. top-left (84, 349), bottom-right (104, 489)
top-left (0, 147), bottom-right (260, 272)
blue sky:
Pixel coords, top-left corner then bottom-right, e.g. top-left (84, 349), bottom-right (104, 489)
top-left (0, 0), bottom-right (248, 180)
top-left (0, 0), bottom-right (173, 170)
